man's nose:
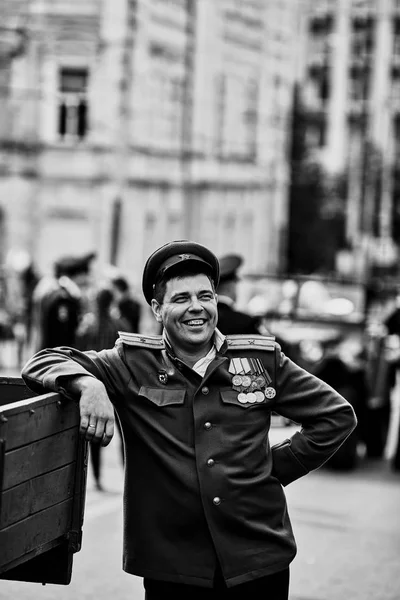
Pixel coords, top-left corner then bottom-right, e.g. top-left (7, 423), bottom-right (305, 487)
top-left (188, 296), bottom-right (202, 310)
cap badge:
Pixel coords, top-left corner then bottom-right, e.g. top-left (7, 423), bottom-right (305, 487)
top-left (228, 357), bottom-right (275, 405)
top-left (179, 254), bottom-right (191, 261)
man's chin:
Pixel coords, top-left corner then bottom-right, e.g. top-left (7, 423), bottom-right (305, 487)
top-left (183, 328), bottom-right (214, 345)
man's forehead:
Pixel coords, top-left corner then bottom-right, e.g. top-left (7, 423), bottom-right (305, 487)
top-left (165, 273), bottom-right (214, 295)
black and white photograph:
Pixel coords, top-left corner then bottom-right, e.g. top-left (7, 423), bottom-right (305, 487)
top-left (0, 1), bottom-right (399, 599)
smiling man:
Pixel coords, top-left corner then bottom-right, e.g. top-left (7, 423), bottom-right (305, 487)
top-left (21, 240), bottom-right (357, 600)
top-left (152, 272), bottom-right (218, 366)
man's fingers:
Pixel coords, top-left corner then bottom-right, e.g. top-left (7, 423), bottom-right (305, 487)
top-left (102, 419), bottom-right (115, 447)
top-left (80, 414), bottom-right (115, 445)
top-left (80, 415), bottom-right (90, 436)
top-left (79, 387), bottom-right (115, 444)
top-left (93, 418), bottom-right (105, 443)
top-left (85, 420), bottom-right (98, 442)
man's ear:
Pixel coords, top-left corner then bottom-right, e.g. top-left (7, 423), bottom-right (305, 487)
top-left (151, 299), bottom-right (163, 323)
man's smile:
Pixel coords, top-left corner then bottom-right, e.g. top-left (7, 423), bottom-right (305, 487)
top-left (183, 318), bottom-right (207, 327)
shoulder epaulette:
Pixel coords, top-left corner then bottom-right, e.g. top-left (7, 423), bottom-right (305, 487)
top-left (118, 331), bottom-right (165, 349)
top-left (226, 334), bottom-right (276, 351)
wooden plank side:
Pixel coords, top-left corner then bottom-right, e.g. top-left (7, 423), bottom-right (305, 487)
top-left (0, 396), bottom-right (79, 451)
top-left (0, 463), bottom-right (75, 530)
top-left (0, 378), bottom-right (36, 406)
top-left (2, 428), bottom-right (78, 490)
top-left (0, 540), bottom-right (73, 585)
top-left (68, 437), bottom-right (89, 553)
top-left (0, 378), bottom-right (25, 386)
top-left (0, 498), bottom-right (73, 572)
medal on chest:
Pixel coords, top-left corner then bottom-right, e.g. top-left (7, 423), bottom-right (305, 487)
top-left (228, 357), bottom-right (276, 404)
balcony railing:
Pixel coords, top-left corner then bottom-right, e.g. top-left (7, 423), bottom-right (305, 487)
top-left (394, 0), bottom-right (400, 15)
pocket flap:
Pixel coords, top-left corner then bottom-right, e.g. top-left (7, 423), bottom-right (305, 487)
top-left (138, 387), bottom-right (186, 407)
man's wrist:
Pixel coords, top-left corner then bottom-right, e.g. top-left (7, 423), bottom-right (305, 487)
top-left (68, 375), bottom-right (103, 396)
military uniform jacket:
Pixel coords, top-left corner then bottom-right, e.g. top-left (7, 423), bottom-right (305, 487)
top-left (21, 332), bottom-right (357, 588)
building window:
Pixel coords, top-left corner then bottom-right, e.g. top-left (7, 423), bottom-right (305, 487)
top-left (394, 117), bottom-right (400, 163)
top-left (244, 78), bottom-right (258, 159)
top-left (391, 73), bottom-right (400, 107)
top-left (393, 21), bottom-right (400, 60)
top-left (215, 72), bottom-right (258, 161)
top-left (58, 67), bottom-right (89, 141)
top-left (0, 64), bottom-right (11, 139)
top-left (349, 65), bottom-right (370, 103)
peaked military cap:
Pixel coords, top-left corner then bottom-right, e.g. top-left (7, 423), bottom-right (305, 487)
top-left (142, 240), bottom-right (220, 305)
top-left (55, 251), bottom-right (96, 278)
top-left (218, 253), bottom-right (243, 283)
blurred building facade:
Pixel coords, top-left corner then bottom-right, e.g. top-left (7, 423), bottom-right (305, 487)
top-left (298, 0), bottom-right (400, 278)
top-left (0, 0), bottom-right (302, 286)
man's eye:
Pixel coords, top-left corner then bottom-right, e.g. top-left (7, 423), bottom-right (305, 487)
top-left (174, 296), bottom-right (187, 303)
top-left (200, 293), bottom-right (214, 301)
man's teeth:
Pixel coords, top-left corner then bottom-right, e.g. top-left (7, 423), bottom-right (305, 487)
top-left (187, 319), bottom-right (204, 325)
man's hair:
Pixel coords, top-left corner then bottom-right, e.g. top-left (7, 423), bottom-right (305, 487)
top-left (153, 264), bottom-right (216, 304)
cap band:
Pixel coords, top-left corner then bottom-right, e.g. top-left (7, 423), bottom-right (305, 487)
top-left (155, 253), bottom-right (212, 284)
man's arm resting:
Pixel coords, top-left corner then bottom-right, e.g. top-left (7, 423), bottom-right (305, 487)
top-left (66, 375), bottom-right (115, 446)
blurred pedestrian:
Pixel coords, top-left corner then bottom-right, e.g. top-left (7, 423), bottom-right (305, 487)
top-left (2, 249), bottom-right (40, 368)
top-left (32, 251), bottom-right (96, 352)
top-left (19, 261), bottom-right (40, 353)
top-left (217, 253), bottom-right (265, 335)
top-left (111, 275), bottom-right (141, 333)
top-left (76, 285), bottom-right (129, 490)
top-left (22, 239), bottom-right (357, 600)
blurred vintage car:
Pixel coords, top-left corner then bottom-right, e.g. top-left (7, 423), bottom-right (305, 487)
top-left (237, 274), bottom-right (393, 470)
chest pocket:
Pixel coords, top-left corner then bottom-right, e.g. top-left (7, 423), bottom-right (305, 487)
top-left (138, 386), bottom-right (186, 407)
top-left (220, 389), bottom-right (268, 410)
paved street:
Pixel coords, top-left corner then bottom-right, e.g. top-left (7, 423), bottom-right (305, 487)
top-left (1, 424), bottom-right (399, 600)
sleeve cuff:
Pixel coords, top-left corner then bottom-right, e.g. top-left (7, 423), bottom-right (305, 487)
top-left (271, 438), bottom-right (309, 486)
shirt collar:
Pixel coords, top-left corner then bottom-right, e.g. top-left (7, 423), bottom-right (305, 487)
top-left (213, 327), bottom-right (225, 351)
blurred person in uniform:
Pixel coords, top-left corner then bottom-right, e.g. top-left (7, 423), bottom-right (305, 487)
top-left (217, 253), bottom-right (264, 335)
top-left (22, 239), bottom-right (356, 600)
top-left (76, 285), bottom-right (129, 490)
top-left (111, 275), bottom-right (141, 333)
top-left (33, 251), bottom-right (96, 351)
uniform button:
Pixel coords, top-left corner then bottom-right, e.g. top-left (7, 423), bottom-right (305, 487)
top-left (207, 458), bottom-right (215, 467)
top-left (204, 422), bottom-right (212, 430)
top-left (213, 496), bottom-right (221, 506)
top-left (201, 386), bottom-right (209, 395)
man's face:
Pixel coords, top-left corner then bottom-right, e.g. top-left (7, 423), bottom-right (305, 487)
top-left (151, 273), bottom-right (218, 354)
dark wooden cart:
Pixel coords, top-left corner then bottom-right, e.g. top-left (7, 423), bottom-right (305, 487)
top-left (0, 377), bottom-right (87, 585)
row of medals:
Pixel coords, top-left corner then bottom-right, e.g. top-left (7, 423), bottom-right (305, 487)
top-left (231, 372), bottom-right (276, 405)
